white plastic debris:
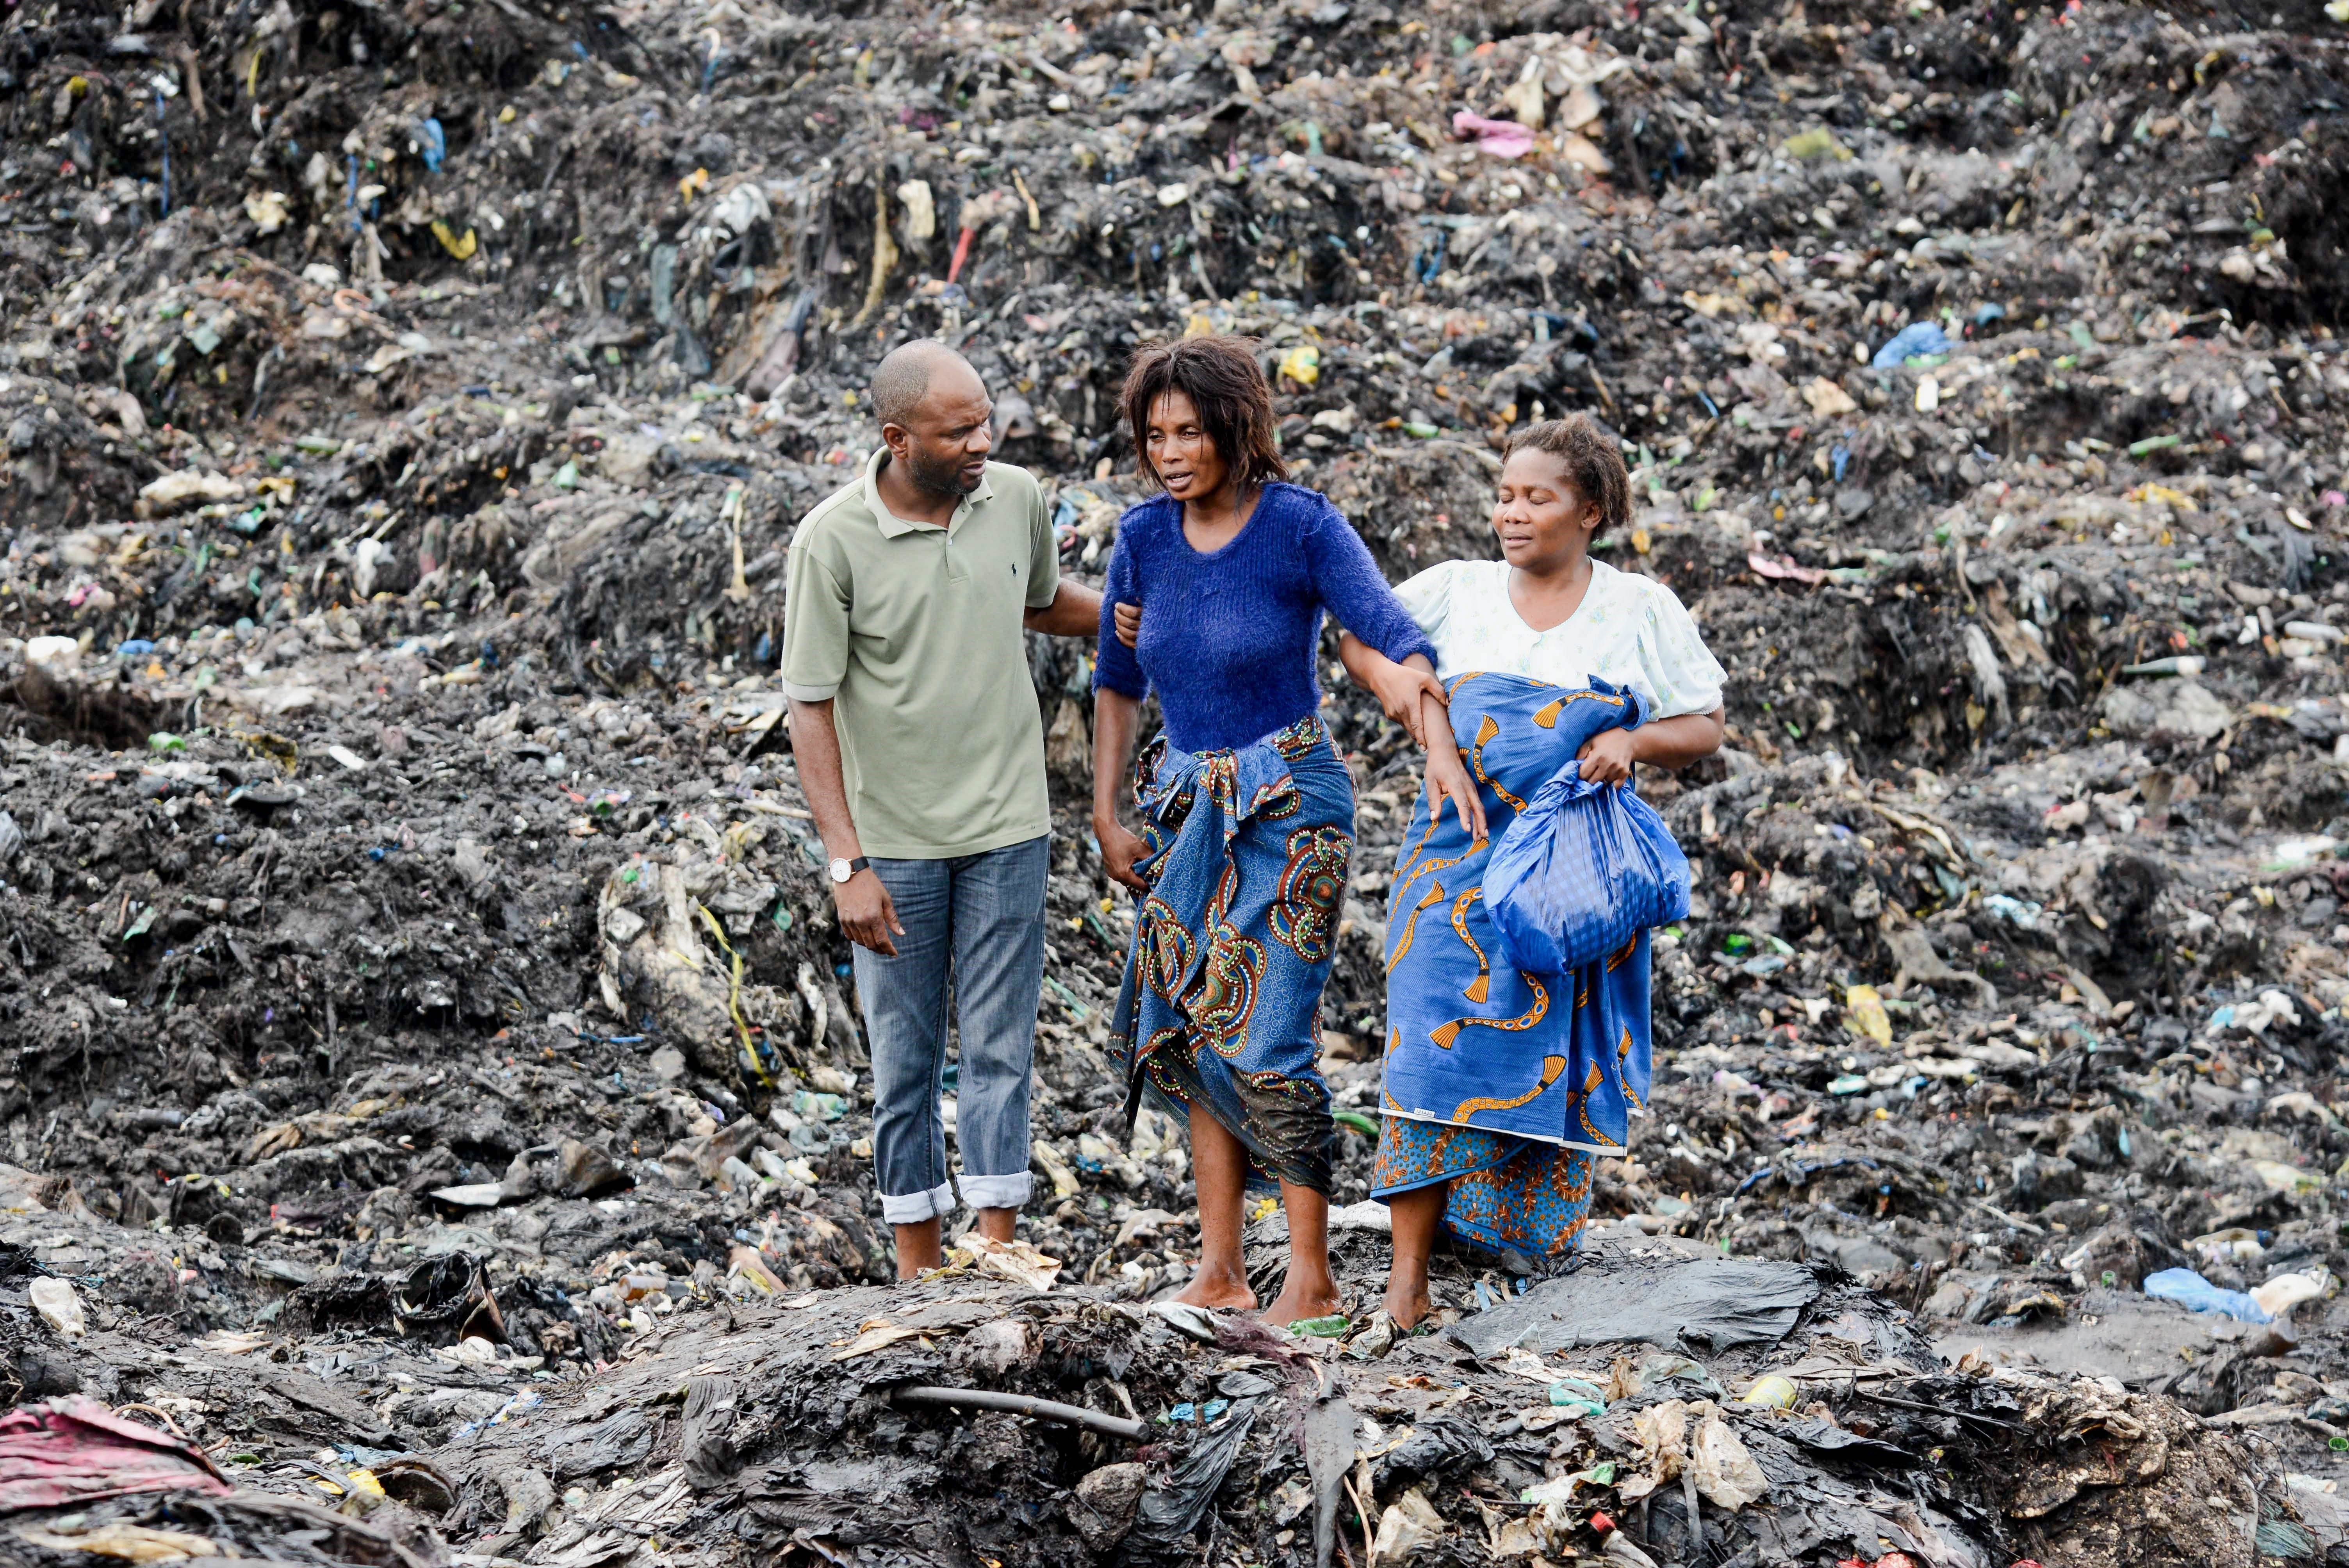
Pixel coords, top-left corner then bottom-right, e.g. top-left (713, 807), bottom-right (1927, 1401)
top-left (30, 1277), bottom-right (87, 1338)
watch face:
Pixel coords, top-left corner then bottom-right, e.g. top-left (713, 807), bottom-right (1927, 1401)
top-left (829, 859), bottom-right (851, 883)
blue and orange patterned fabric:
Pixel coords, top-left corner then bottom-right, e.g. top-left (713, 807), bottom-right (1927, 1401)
top-left (1373, 1122), bottom-right (1598, 1261)
top-left (1108, 713), bottom-right (1352, 1196)
top-left (1372, 674), bottom-right (1657, 1257)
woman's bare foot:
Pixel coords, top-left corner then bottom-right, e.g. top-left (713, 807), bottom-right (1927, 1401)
top-left (1260, 1274), bottom-right (1343, 1327)
top-left (1173, 1265), bottom-right (1256, 1312)
top-left (1381, 1277), bottom-right (1432, 1331)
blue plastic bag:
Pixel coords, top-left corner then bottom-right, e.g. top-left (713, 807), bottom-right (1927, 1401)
top-left (1871, 321), bottom-right (1950, 368)
top-left (1485, 761), bottom-right (1691, 975)
top-left (2142, 1267), bottom-right (2273, 1323)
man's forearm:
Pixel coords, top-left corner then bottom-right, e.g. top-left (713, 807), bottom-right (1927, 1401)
top-left (1025, 581), bottom-right (1103, 636)
top-left (787, 698), bottom-right (862, 858)
top-left (1631, 709), bottom-right (1726, 770)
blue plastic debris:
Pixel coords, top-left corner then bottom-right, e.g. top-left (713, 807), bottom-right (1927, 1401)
top-left (417, 116), bottom-right (446, 173)
top-left (1871, 321), bottom-right (1951, 368)
top-left (1982, 893), bottom-right (2043, 930)
top-left (2143, 1267), bottom-right (2272, 1323)
top-left (116, 639), bottom-right (156, 657)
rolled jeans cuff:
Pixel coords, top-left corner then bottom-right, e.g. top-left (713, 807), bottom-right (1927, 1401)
top-left (959, 1171), bottom-right (1032, 1212)
top-left (879, 1180), bottom-right (958, 1225)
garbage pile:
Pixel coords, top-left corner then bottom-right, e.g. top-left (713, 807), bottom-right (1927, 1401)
top-left (7, 0), bottom-right (2349, 1556)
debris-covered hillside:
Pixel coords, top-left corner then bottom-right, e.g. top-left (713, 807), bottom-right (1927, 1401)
top-left (7, 0), bottom-right (2349, 1559)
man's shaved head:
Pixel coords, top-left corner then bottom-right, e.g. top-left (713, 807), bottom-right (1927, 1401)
top-left (871, 340), bottom-right (982, 432)
top-left (871, 340), bottom-right (994, 500)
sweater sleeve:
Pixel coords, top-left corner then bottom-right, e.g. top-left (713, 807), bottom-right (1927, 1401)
top-left (1092, 518), bottom-right (1148, 699)
top-left (1298, 493), bottom-right (1438, 667)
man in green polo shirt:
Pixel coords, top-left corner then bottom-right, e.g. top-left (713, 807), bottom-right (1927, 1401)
top-left (783, 340), bottom-right (1100, 1279)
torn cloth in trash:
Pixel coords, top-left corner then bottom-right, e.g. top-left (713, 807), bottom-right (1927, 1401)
top-left (0, 1396), bottom-right (234, 1513)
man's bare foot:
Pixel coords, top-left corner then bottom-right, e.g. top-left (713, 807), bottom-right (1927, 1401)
top-left (1173, 1269), bottom-right (1256, 1312)
top-left (1260, 1276), bottom-right (1343, 1327)
top-left (1382, 1279), bottom-right (1432, 1331)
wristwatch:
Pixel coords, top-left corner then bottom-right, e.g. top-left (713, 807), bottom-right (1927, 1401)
top-left (827, 855), bottom-right (870, 885)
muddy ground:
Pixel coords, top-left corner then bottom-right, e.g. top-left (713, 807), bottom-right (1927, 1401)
top-left (7, 0), bottom-right (2349, 1559)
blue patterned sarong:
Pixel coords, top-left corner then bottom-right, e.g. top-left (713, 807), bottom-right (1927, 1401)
top-left (1109, 714), bottom-right (1353, 1196)
top-left (1373, 675), bottom-right (1657, 1258)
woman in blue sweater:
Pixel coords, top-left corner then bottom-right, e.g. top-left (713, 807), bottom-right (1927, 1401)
top-left (1093, 336), bottom-right (1479, 1325)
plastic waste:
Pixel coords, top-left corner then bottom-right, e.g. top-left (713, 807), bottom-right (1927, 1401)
top-left (1485, 761), bottom-right (1690, 975)
top-left (2251, 1269), bottom-right (2332, 1319)
top-left (1870, 321), bottom-right (1950, 368)
top-left (29, 1278), bottom-right (87, 1338)
top-left (2142, 1267), bottom-right (2273, 1323)
top-left (1843, 984), bottom-right (1893, 1046)
top-left (1548, 1377), bottom-right (1608, 1416)
top-left (1124, 1395), bottom-right (1264, 1553)
top-left (1738, 1374), bottom-right (1797, 1409)
top-left (1451, 111), bottom-right (1533, 158)
top-left (1456, 1254), bottom-right (1820, 1356)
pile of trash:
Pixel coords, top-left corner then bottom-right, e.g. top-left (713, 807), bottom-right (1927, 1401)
top-left (7, 0), bottom-right (2349, 1556)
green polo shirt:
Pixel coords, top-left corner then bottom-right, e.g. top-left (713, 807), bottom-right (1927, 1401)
top-left (781, 452), bottom-right (1059, 859)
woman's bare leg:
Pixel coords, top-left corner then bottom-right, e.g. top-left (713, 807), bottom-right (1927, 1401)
top-left (1263, 1181), bottom-right (1344, 1326)
top-left (1174, 1105), bottom-right (1257, 1311)
top-left (1382, 1182), bottom-right (1447, 1328)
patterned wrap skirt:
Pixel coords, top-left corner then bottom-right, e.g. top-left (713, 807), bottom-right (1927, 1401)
top-left (1108, 713), bottom-right (1353, 1197)
top-left (1371, 674), bottom-right (1657, 1261)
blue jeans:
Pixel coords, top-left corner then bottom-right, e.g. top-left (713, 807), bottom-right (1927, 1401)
top-left (851, 835), bottom-right (1048, 1225)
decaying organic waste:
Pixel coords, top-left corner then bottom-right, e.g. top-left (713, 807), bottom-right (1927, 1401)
top-left (6, 0), bottom-right (2349, 1559)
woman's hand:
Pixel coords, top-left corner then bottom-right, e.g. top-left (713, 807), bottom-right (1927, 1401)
top-left (1423, 738), bottom-right (1488, 843)
top-left (1576, 728), bottom-right (1639, 786)
top-left (1113, 600), bottom-right (1140, 648)
top-left (1095, 814), bottom-right (1151, 892)
top-left (1338, 636), bottom-right (1449, 748)
top-left (1365, 660), bottom-right (1451, 748)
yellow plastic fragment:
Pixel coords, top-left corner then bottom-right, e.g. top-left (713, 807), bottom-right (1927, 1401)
top-left (1844, 984), bottom-right (1893, 1047)
top-left (430, 221), bottom-right (477, 260)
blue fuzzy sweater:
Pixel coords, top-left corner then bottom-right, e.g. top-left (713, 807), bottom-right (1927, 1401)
top-left (1093, 484), bottom-right (1436, 754)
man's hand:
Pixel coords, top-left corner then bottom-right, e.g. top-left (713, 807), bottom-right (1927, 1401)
top-left (1095, 814), bottom-right (1151, 892)
top-left (1113, 600), bottom-right (1140, 649)
top-left (833, 870), bottom-right (905, 955)
top-left (1576, 728), bottom-right (1639, 787)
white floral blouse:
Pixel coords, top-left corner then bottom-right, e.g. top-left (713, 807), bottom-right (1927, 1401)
top-left (1391, 558), bottom-right (1727, 719)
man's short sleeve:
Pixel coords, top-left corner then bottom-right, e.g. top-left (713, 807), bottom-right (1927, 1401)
top-left (1026, 474), bottom-right (1060, 610)
top-left (781, 539), bottom-right (852, 702)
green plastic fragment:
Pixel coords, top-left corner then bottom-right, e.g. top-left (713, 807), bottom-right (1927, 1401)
top-left (1333, 1109), bottom-right (1379, 1137)
top-left (1288, 1314), bottom-right (1350, 1338)
top-left (1781, 127), bottom-right (1851, 161)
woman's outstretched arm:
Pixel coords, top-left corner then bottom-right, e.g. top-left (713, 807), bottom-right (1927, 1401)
top-left (1337, 637), bottom-right (1486, 843)
top-left (1092, 688), bottom-right (1149, 891)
